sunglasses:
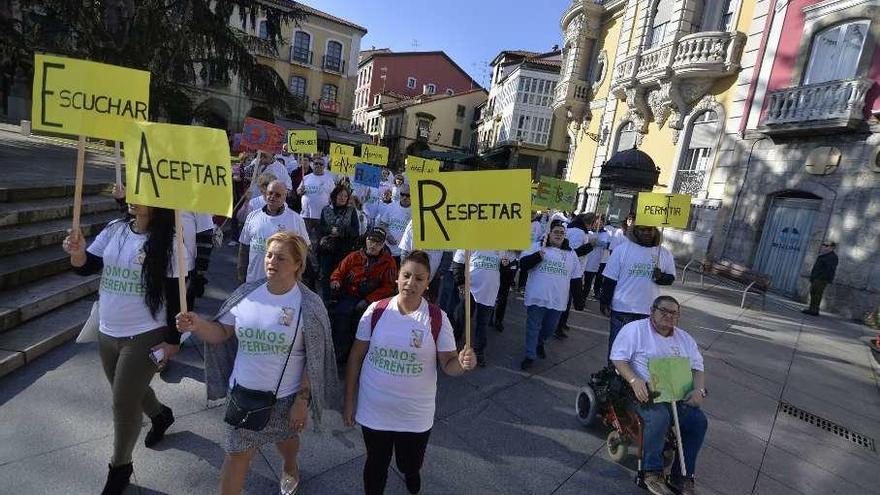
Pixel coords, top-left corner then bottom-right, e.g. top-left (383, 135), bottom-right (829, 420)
top-left (652, 306), bottom-right (680, 318)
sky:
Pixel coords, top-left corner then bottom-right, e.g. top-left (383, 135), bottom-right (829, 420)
top-left (308, 0), bottom-right (572, 87)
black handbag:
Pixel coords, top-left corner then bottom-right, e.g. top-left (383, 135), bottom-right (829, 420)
top-left (224, 307), bottom-right (302, 431)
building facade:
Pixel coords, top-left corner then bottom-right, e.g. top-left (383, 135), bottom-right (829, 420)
top-left (476, 50), bottom-right (571, 180)
top-left (192, 3), bottom-right (366, 132)
top-left (352, 51), bottom-right (481, 131)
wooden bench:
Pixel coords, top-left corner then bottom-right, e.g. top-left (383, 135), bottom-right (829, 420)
top-left (682, 258), bottom-right (771, 309)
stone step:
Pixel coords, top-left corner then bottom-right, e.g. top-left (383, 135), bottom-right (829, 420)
top-left (0, 194), bottom-right (119, 227)
top-left (0, 182), bottom-right (112, 202)
top-left (0, 271), bottom-right (99, 333)
top-left (0, 237), bottom-right (96, 291)
top-left (0, 298), bottom-right (94, 378)
top-left (0, 210), bottom-right (120, 257)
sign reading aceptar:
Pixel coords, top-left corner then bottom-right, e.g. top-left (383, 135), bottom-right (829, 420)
top-left (635, 193), bottom-right (692, 229)
top-left (31, 54), bottom-right (150, 140)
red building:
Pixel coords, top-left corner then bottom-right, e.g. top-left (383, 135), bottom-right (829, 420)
top-left (352, 51), bottom-right (481, 130)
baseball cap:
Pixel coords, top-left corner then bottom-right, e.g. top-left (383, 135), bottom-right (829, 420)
top-left (366, 227), bottom-right (387, 243)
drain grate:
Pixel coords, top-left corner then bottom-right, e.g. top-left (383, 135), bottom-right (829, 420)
top-left (778, 402), bottom-right (875, 452)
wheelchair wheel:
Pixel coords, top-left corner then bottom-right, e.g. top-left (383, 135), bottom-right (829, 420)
top-left (575, 385), bottom-right (598, 426)
top-left (606, 430), bottom-right (630, 463)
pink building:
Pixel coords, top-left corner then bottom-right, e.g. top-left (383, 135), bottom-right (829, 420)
top-left (352, 51), bottom-right (481, 130)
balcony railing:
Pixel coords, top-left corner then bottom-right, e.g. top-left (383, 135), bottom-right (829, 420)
top-left (761, 78), bottom-right (872, 132)
top-left (290, 48), bottom-right (313, 65)
top-left (672, 31), bottom-right (743, 76)
top-left (322, 56), bottom-right (345, 74)
top-left (636, 42), bottom-right (676, 80)
top-left (672, 169), bottom-right (706, 195)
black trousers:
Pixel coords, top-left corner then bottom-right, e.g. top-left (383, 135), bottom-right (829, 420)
top-left (493, 267), bottom-right (516, 324)
top-left (362, 426), bottom-right (431, 495)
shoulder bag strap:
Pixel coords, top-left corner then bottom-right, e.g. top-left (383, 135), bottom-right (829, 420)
top-left (273, 305), bottom-right (303, 398)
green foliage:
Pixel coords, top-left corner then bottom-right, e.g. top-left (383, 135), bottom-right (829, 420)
top-left (2, 0), bottom-right (305, 123)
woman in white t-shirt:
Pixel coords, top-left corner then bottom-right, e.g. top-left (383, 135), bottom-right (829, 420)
top-left (64, 205), bottom-right (189, 495)
top-left (176, 232), bottom-right (338, 495)
top-left (343, 251), bottom-right (476, 495)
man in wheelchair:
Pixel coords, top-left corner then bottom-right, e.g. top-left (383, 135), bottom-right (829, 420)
top-left (610, 295), bottom-right (708, 495)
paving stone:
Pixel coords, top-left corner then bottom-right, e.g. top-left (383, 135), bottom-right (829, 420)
top-left (759, 444), bottom-right (875, 495)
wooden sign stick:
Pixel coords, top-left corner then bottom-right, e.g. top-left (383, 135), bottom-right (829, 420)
top-left (464, 249), bottom-right (472, 349)
top-left (670, 400), bottom-right (688, 477)
top-left (174, 210), bottom-right (189, 314)
top-left (71, 135), bottom-right (86, 234)
top-left (114, 141), bottom-right (123, 187)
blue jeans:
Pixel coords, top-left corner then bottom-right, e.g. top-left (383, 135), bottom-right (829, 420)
top-left (455, 295), bottom-right (492, 353)
top-left (636, 402), bottom-right (708, 476)
top-left (608, 311), bottom-right (648, 357)
top-left (524, 305), bottom-right (562, 359)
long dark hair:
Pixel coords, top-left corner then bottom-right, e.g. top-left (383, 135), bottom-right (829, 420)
top-left (140, 207), bottom-right (176, 317)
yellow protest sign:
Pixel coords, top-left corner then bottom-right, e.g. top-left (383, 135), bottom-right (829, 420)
top-left (360, 144), bottom-right (389, 166)
top-left (124, 122), bottom-right (232, 217)
top-left (330, 142), bottom-right (354, 156)
top-left (411, 169), bottom-right (531, 250)
top-left (406, 156), bottom-right (441, 174)
top-left (635, 193), bottom-right (692, 229)
top-left (287, 130), bottom-right (317, 154)
top-left (330, 152), bottom-right (357, 177)
top-left (32, 54), bottom-right (150, 141)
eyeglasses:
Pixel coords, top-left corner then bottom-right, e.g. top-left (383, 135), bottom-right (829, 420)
top-left (266, 192), bottom-right (284, 198)
top-left (821, 243), bottom-right (833, 247)
top-left (400, 193), bottom-right (410, 198)
top-left (653, 306), bottom-right (680, 318)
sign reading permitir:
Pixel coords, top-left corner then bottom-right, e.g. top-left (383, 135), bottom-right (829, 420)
top-left (32, 54), bottom-right (150, 141)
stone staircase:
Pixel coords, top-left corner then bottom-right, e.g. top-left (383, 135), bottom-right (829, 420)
top-left (0, 182), bottom-right (119, 377)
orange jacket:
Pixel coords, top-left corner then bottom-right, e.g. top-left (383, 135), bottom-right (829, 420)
top-left (330, 248), bottom-right (397, 302)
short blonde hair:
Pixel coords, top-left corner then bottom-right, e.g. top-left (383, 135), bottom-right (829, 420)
top-left (256, 172), bottom-right (277, 189)
top-left (265, 231), bottom-right (309, 280)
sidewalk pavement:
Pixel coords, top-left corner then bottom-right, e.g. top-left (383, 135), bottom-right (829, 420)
top-left (1, 243), bottom-right (878, 495)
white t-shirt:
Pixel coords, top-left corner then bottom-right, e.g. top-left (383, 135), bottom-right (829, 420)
top-left (609, 228), bottom-right (628, 252)
top-left (276, 154), bottom-right (299, 174)
top-left (453, 250), bottom-right (502, 307)
top-left (299, 173), bottom-right (335, 219)
top-left (377, 202), bottom-right (411, 256)
top-left (531, 220), bottom-right (546, 245)
top-left (353, 184), bottom-right (383, 221)
top-left (239, 207), bottom-right (310, 282)
top-left (218, 283), bottom-right (305, 398)
top-left (610, 318), bottom-right (704, 383)
top-left (354, 296), bottom-right (456, 432)
top-left (566, 227), bottom-right (589, 274)
top-left (585, 230), bottom-right (611, 272)
top-left (179, 211), bottom-right (210, 273)
top-left (249, 160), bottom-right (291, 196)
top-left (88, 221), bottom-right (190, 337)
top-left (522, 243), bottom-right (582, 311)
top-left (398, 220), bottom-right (443, 281)
top-left (247, 195), bottom-right (267, 214)
top-left (602, 241), bottom-right (677, 315)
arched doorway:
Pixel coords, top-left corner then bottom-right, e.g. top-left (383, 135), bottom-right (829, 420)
top-left (246, 106), bottom-right (274, 122)
top-left (753, 191), bottom-right (822, 296)
top-left (192, 97), bottom-right (232, 131)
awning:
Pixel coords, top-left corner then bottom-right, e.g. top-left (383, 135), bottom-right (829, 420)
top-left (275, 118), bottom-right (374, 146)
top-left (419, 150), bottom-right (474, 163)
top-left (479, 146), bottom-right (511, 165)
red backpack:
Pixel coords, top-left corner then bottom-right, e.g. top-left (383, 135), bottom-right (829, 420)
top-left (369, 297), bottom-right (443, 344)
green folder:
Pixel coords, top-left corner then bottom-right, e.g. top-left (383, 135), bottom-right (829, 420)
top-left (648, 357), bottom-right (693, 403)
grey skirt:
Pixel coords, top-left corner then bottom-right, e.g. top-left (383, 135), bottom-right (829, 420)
top-left (224, 393), bottom-right (298, 453)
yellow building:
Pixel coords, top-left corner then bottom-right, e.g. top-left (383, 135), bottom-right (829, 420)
top-left (192, 3), bottom-right (367, 132)
top-left (555, 0), bottom-right (759, 259)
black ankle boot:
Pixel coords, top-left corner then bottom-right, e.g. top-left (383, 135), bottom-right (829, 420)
top-left (101, 463), bottom-right (133, 495)
top-left (405, 472), bottom-right (421, 494)
top-left (144, 405), bottom-right (174, 448)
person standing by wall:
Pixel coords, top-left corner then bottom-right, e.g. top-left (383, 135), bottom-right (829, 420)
top-left (802, 241), bottom-right (838, 316)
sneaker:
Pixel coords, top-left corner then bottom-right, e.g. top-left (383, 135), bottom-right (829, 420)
top-left (404, 472), bottom-right (421, 494)
top-left (537, 344), bottom-right (546, 359)
top-left (144, 405), bottom-right (174, 448)
top-left (643, 471), bottom-right (674, 495)
top-left (668, 475), bottom-right (696, 495)
top-left (280, 471), bottom-right (299, 495)
top-left (101, 463), bottom-right (133, 495)
top-left (520, 358), bottom-right (534, 370)
top-left (801, 308), bottom-right (819, 316)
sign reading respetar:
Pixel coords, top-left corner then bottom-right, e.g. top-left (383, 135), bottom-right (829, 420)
top-left (406, 156), bottom-right (441, 174)
top-left (31, 54), bottom-right (150, 140)
top-left (410, 169), bottom-right (532, 250)
top-left (360, 144), bottom-right (389, 166)
top-left (287, 130), bottom-right (317, 154)
top-left (124, 122), bottom-right (233, 217)
top-left (635, 192), bottom-right (692, 229)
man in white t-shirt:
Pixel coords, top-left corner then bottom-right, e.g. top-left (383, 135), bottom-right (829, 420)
top-left (297, 159), bottom-right (336, 240)
top-left (248, 151), bottom-right (291, 198)
top-left (276, 144), bottom-right (299, 175)
top-left (238, 180), bottom-right (310, 283)
top-left (451, 250), bottom-right (502, 367)
top-left (599, 224), bottom-right (676, 357)
top-left (376, 184), bottom-right (411, 264)
top-left (180, 212), bottom-right (215, 309)
top-left (610, 295), bottom-right (708, 495)
top-left (556, 214), bottom-right (596, 338)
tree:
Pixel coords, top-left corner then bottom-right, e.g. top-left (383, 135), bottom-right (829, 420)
top-left (0, 0), bottom-right (305, 123)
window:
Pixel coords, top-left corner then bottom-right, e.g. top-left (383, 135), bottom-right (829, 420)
top-left (673, 111), bottom-right (719, 195)
top-left (407, 77), bottom-right (417, 89)
top-left (699, 0), bottom-right (736, 32)
top-left (515, 114), bottom-right (550, 145)
top-left (374, 94), bottom-right (381, 105)
top-left (258, 20), bottom-right (269, 39)
top-left (804, 21), bottom-right (869, 85)
top-left (417, 120), bottom-right (431, 140)
top-left (644, 1), bottom-right (673, 48)
top-left (321, 83), bottom-right (338, 102)
top-left (426, 83), bottom-right (436, 95)
top-left (446, 88), bottom-right (455, 96)
top-left (289, 76), bottom-right (307, 98)
top-left (614, 121), bottom-right (637, 153)
top-left (452, 129), bottom-right (463, 147)
top-left (456, 105), bottom-right (466, 118)
top-left (324, 41), bottom-right (343, 72)
top-left (291, 31), bottom-right (311, 64)
top-left (519, 77), bottom-right (554, 107)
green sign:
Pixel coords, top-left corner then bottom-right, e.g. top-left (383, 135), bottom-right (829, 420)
top-left (533, 176), bottom-right (578, 211)
top-left (648, 357), bottom-right (693, 403)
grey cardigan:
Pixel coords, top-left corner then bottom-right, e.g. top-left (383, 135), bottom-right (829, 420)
top-left (204, 280), bottom-right (341, 427)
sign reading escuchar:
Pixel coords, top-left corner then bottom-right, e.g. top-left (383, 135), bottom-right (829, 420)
top-left (411, 169), bottom-right (532, 250)
top-left (287, 130), bottom-right (317, 154)
top-left (406, 156), bottom-right (441, 174)
top-left (636, 193), bottom-right (692, 229)
top-left (31, 54), bottom-right (150, 141)
top-left (360, 144), bottom-right (389, 166)
top-left (124, 122), bottom-right (233, 217)
top-left (533, 176), bottom-right (578, 211)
